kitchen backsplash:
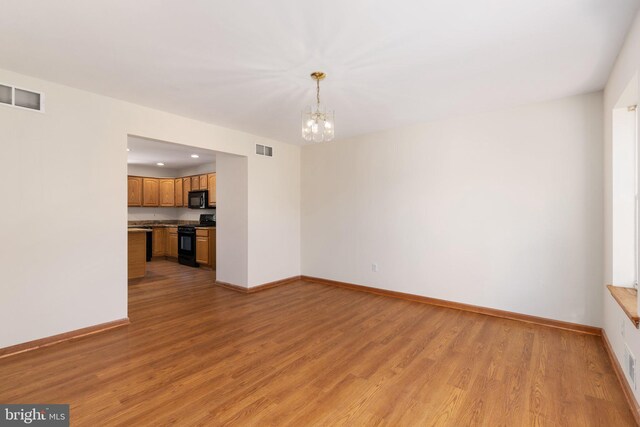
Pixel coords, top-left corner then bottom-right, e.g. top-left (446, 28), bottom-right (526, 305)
top-left (178, 209), bottom-right (215, 221)
top-left (128, 207), bottom-right (215, 221)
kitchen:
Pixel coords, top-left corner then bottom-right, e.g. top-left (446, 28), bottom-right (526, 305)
top-left (126, 136), bottom-right (218, 280)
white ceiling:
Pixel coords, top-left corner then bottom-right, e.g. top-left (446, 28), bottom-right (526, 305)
top-left (127, 135), bottom-right (216, 169)
top-left (1, 0), bottom-right (638, 144)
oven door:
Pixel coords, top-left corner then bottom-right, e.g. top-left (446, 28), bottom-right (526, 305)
top-left (178, 230), bottom-right (196, 257)
top-left (178, 228), bottom-right (198, 267)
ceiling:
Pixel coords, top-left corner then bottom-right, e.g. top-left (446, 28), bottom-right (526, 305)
top-left (127, 136), bottom-right (216, 169)
top-left (1, 1), bottom-right (638, 144)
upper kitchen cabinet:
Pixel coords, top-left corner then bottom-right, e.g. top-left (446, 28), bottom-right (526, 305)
top-left (183, 177), bottom-right (191, 207)
top-left (208, 173), bottom-right (216, 206)
top-left (142, 178), bottom-right (159, 207)
top-left (128, 176), bottom-right (143, 207)
top-left (174, 178), bottom-right (183, 207)
top-left (128, 173), bottom-right (214, 208)
top-left (159, 179), bottom-right (175, 207)
top-left (199, 175), bottom-right (208, 191)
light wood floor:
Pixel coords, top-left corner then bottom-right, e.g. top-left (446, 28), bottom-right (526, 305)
top-left (0, 260), bottom-right (635, 426)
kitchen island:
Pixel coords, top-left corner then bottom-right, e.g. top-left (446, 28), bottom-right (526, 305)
top-left (128, 228), bottom-right (152, 279)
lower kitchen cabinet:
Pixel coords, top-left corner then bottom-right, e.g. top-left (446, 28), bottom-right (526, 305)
top-left (167, 227), bottom-right (178, 258)
top-left (149, 225), bottom-right (215, 268)
top-left (152, 227), bottom-right (166, 256)
top-left (195, 228), bottom-right (216, 268)
top-left (196, 236), bottom-right (208, 265)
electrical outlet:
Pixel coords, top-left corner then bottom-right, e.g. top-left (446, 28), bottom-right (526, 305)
top-left (372, 263), bottom-right (379, 273)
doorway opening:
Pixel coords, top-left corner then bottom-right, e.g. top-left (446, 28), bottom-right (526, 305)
top-left (127, 135), bottom-right (218, 275)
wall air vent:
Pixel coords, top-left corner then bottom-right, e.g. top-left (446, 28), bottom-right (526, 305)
top-left (256, 144), bottom-right (273, 157)
top-left (0, 83), bottom-right (44, 112)
top-left (625, 345), bottom-right (637, 390)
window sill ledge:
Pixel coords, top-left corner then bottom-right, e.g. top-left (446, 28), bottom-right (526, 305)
top-left (607, 285), bottom-right (640, 328)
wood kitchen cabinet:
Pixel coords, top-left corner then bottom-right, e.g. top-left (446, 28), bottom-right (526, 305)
top-left (128, 176), bottom-right (143, 206)
top-left (195, 228), bottom-right (216, 268)
top-left (152, 227), bottom-right (166, 256)
top-left (183, 177), bottom-right (191, 207)
top-left (166, 227), bottom-right (178, 258)
top-left (159, 179), bottom-right (175, 207)
top-left (128, 173), bottom-right (214, 208)
top-left (128, 229), bottom-right (148, 279)
top-left (196, 236), bottom-right (208, 265)
top-left (174, 178), bottom-right (183, 207)
top-left (150, 226), bottom-right (214, 266)
top-left (142, 178), bottom-right (159, 207)
top-left (207, 173), bottom-right (216, 206)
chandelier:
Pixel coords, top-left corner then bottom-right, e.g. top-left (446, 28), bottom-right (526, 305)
top-left (301, 71), bottom-right (335, 142)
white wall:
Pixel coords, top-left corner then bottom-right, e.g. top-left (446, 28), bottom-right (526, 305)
top-left (248, 145), bottom-right (301, 285)
top-left (217, 153), bottom-right (248, 286)
top-left (302, 91), bottom-right (603, 326)
top-left (178, 163), bottom-right (216, 176)
top-left (127, 164), bottom-right (180, 178)
top-left (0, 67), bottom-right (300, 348)
top-left (604, 11), bottom-right (640, 405)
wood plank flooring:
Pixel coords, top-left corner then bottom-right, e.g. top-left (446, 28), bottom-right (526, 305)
top-left (0, 260), bottom-right (635, 426)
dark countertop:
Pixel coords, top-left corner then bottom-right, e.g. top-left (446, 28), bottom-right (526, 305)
top-left (128, 220), bottom-right (197, 226)
top-left (128, 221), bottom-right (215, 229)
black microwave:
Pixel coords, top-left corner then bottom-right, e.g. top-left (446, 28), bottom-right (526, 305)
top-left (188, 190), bottom-right (209, 209)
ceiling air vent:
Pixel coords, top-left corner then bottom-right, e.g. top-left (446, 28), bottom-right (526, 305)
top-left (256, 144), bottom-right (273, 157)
top-left (0, 83), bottom-right (44, 112)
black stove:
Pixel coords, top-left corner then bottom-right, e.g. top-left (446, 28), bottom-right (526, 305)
top-left (178, 226), bottom-right (197, 267)
top-left (178, 213), bottom-right (215, 267)
top-left (198, 213), bottom-right (216, 227)
top-left (178, 214), bottom-right (216, 230)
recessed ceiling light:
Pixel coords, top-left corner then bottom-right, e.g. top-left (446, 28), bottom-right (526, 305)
top-left (191, 154), bottom-right (199, 158)
top-left (156, 162), bottom-right (165, 166)
top-left (126, 148), bottom-right (130, 152)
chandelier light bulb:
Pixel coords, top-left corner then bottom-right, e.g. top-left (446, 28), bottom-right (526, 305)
top-left (301, 72), bottom-right (335, 143)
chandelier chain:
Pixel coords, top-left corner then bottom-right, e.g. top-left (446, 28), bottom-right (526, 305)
top-left (316, 79), bottom-right (320, 105)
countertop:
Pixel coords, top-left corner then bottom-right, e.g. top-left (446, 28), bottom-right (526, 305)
top-left (128, 228), bottom-right (153, 233)
top-left (127, 224), bottom-right (215, 229)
